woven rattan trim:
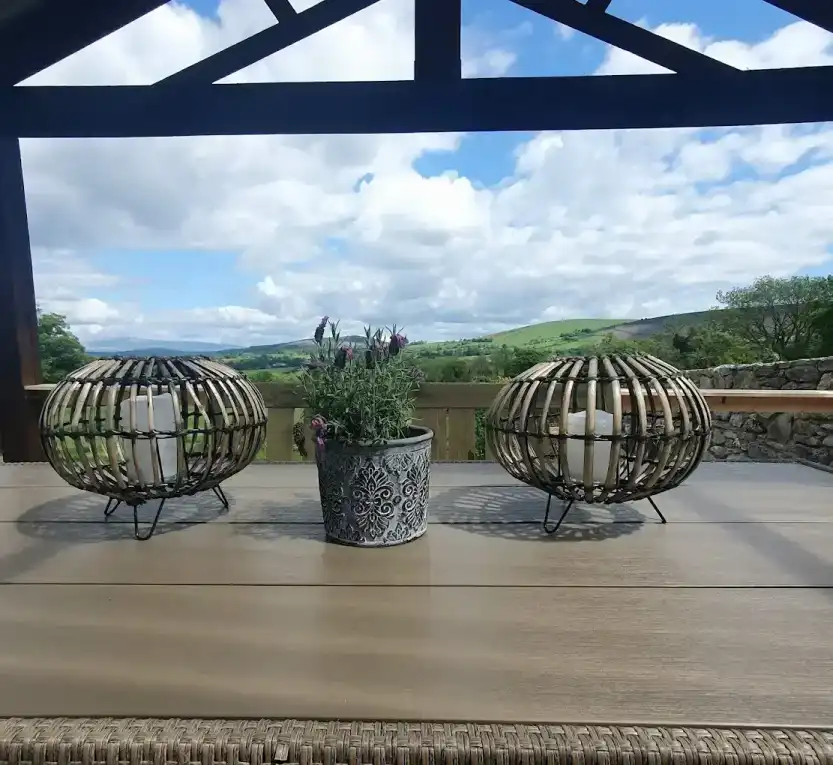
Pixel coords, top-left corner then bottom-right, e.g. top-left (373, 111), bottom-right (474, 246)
top-left (1, 718), bottom-right (832, 765)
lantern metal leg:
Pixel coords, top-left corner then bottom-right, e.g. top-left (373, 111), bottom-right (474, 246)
top-left (132, 500), bottom-right (166, 541)
top-left (646, 496), bottom-right (667, 524)
top-left (542, 494), bottom-right (575, 536)
top-left (104, 497), bottom-right (121, 517)
top-left (211, 484), bottom-right (229, 511)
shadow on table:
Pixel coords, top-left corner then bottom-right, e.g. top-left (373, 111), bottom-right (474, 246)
top-left (0, 491), bottom-right (230, 582)
top-left (14, 491), bottom-right (230, 542)
top-left (228, 485), bottom-right (654, 544)
top-left (431, 485), bottom-right (654, 542)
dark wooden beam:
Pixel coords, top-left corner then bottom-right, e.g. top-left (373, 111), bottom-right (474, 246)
top-left (158, 0), bottom-right (382, 87)
top-left (0, 0), bottom-right (168, 86)
top-left (0, 138), bottom-right (44, 462)
top-left (510, 0), bottom-right (736, 75)
top-left (2, 67), bottom-right (832, 137)
top-left (414, 0), bottom-right (461, 81)
top-left (763, 0), bottom-right (833, 34)
top-left (263, 0), bottom-right (298, 23)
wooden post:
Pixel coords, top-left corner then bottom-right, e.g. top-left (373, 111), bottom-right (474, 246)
top-left (414, 0), bottom-right (461, 82)
top-left (0, 137), bottom-right (44, 462)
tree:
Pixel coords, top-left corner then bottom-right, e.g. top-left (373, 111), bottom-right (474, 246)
top-left (596, 332), bottom-right (650, 356)
top-left (596, 323), bottom-right (759, 369)
top-left (38, 311), bottom-right (90, 383)
top-left (812, 302), bottom-right (833, 356)
top-left (500, 347), bottom-right (549, 378)
top-left (667, 324), bottom-right (759, 368)
top-left (468, 355), bottom-right (496, 381)
top-left (714, 275), bottom-right (833, 360)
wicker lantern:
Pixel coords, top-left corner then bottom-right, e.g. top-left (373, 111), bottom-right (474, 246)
top-left (40, 356), bottom-right (267, 540)
top-left (485, 354), bottom-right (711, 535)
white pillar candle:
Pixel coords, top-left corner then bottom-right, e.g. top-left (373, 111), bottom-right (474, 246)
top-left (565, 409), bottom-right (614, 484)
top-left (120, 392), bottom-right (180, 483)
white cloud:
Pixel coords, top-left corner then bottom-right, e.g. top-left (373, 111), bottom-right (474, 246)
top-left (554, 22), bottom-right (574, 41)
top-left (19, 0), bottom-right (833, 346)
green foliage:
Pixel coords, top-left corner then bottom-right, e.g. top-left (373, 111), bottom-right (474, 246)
top-left (247, 369), bottom-right (279, 382)
top-left (491, 345), bottom-right (550, 378)
top-left (666, 323), bottom-right (760, 367)
top-left (473, 409), bottom-right (487, 461)
top-left (812, 302), bottom-right (833, 356)
top-left (596, 332), bottom-right (656, 356)
top-left (299, 318), bottom-right (422, 444)
top-left (419, 357), bottom-right (472, 382)
top-left (38, 311), bottom-right (90, 383)
top-left (714, 275), bottom-right (833, 360)
top-left (596, 321), bottom-right (760, 369)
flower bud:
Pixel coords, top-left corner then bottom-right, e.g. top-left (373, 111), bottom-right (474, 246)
top-left (314, 315), bottom-right (329, 344)
top-left (389, 333), bottom-right (408, 356)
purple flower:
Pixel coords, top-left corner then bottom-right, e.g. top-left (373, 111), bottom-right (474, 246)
top-left (389, 333), bottom-right (408, 356)
top-left (310, 416), bottom-right (328, 447)
top-left (334, 346), bottom-right (353, 369)
top-left (313, 315), bottom-right (329, 345)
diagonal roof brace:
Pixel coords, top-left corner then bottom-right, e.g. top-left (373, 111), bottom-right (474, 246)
top-left (510, 0), bottom-right (739, 76)
top-left (262, 0), bottom-right (298, 23)
top-left (0, 0), bottom-right (169, 85)
top-left (157, 0), bottom-right (383, 87)
top-left (763, 0), bottom-right (833, 34)
top-left (585, 0), bottom-right (613, 11)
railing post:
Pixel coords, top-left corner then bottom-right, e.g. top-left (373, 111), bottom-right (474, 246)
top-left (0, 137), bottom-right (44, 462)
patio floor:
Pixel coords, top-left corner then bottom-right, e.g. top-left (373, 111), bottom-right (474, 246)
top-left (0, 460), bottom-right (832, 726)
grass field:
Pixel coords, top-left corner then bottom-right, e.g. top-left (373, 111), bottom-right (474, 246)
top-left (488, 319), bottom-right (626, 347)
top-left (245, 368), bottom-right (300, 379)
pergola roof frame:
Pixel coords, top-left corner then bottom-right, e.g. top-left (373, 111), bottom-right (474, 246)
top-left (1, 0), bottom-right (832, 461)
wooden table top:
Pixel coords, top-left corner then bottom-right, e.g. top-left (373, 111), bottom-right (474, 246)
top-left (0, 461), bottom-right (832, 726)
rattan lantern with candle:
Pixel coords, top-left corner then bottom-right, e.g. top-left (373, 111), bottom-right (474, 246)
top-left (485, 354), bottom-right (712, 536)
top-left (39, 356), bottom-right (267, 540)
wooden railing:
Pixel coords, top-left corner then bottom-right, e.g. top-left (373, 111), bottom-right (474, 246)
top-left (255, 382), bottom-right (503, 462)
top-left (12, 382), bottom-right (503, 463)
top-left (11, 382), bottom-right (833, 464)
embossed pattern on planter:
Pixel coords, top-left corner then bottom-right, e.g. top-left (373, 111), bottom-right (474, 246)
top-left (316, 428), bottom-right (432, 547)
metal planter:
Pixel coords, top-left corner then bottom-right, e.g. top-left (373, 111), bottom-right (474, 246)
top-left (315, 426), bottom-right (433, 547)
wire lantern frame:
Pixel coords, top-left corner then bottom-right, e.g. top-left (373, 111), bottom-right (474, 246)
top-left (39, 356), bottom-right (268, 539)
top-left (485, 354), bottom-right (712, 535)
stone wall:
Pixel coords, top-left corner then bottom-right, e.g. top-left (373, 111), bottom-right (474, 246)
top-left (684, 357), bottom-right (833, 465)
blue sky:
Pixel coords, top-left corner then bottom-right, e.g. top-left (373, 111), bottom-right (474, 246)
top-left (26, 0), bottom-right (833, 346)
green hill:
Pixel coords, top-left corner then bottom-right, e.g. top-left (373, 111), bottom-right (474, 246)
top-left (90, 311), bottom-right (719, 362)
top-left (485, 312), bottom-right (720, 352)
top-left (608, 311), bottom-right (715, 340)
top-left (488, 319), bottom-right (627, 348)
top-left (230, 335), bottom-right (365, 355)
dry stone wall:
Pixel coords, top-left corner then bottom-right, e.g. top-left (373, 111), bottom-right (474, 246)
top-left (684, 357), bottom-right (833, 465)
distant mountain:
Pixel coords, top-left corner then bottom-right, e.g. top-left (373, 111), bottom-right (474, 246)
top-left (83, 312), bottom-right (718, 360)
top-left (230, 335), bottom-right (366, 355)
top-left (86, 338), bottom-right (241, 356)
top-left (484, 311), bottom-right (719, 350)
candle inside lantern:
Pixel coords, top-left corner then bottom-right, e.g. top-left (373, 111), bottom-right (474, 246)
top-left (565, 409), bottom-right (614, 484)
top-left (120, 392), bottom-right (180, 483)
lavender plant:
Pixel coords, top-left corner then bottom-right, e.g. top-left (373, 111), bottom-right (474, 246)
top-left (300, 316), bottom-right (424, 445)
